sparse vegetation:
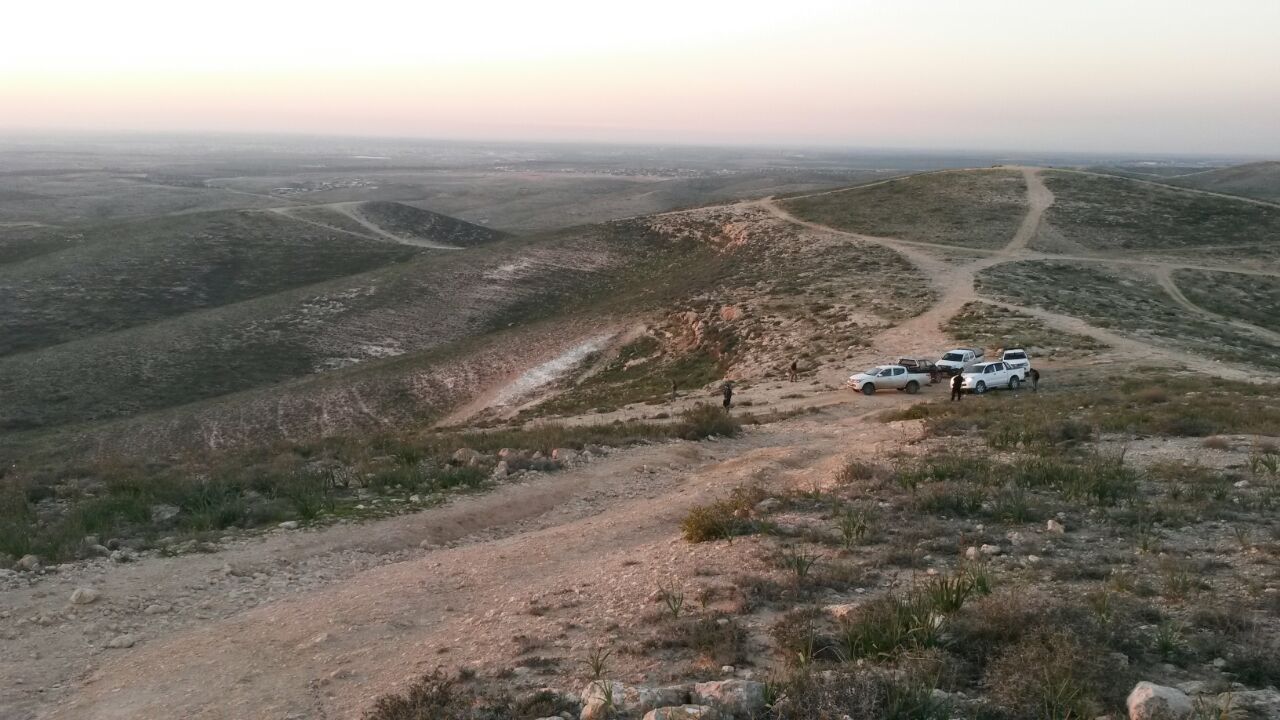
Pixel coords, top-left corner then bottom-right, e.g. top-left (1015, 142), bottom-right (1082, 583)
top-left (781, 169), bottom-right (1029, 249)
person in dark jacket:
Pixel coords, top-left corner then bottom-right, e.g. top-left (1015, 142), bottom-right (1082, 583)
top-left (1029, 367), bottom-right (1040, 392)
top-left (721, 382), bottom-right (734, 411)
top-left (950, 372), bottom-right (964, 401)
top-left (788, 360), bottom-right (799, 383)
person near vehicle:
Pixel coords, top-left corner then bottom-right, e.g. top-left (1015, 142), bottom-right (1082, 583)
top-left (950, 372), bottom-right (964, 402)
top-left (1029, 367), bottom-right (1040, 392)
top-left (788, 360), bottom-right (798, 382)
top-left (721, 381), bottom-right (734, 411)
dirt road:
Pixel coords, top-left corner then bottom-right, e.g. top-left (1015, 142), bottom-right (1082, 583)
top-left (9, 390), bottom-right (911, 720)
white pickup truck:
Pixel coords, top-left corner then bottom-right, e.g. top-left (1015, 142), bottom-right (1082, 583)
top-left (937, 347), bottom-right (985, 375)
top-left (960, 360), bottom-right (1027, 394)
top-left (847, 365), bottom-right (931, 395)
top-left (999, 348), bottom-right (1031, 371)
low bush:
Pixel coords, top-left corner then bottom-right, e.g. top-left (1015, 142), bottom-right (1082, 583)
top-left (364, 670), bottom-right (575, 720)
top-left (770, 669), bottom-right (952, 720)
top-left (674, 403), bottom-right (742, 440)
top-left (681, 486), bottom-right (769, 542)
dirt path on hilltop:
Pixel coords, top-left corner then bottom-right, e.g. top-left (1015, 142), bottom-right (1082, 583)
top-left (1152, 266), bottom-right (1280, 346)
top-left (760, 168), bottom-right (1269, 379)
top-left (19, 400), bottom-right (909, 720)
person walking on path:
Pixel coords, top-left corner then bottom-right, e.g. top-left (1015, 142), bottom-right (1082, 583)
top-left (788, 360), bottom-right (799, 383)
top-left (1029, 367), bottom-right (1040, 392)
top-left (721, 381), bottom-right (734, 411)
top-left (950, 372), bottom-right (964, 402)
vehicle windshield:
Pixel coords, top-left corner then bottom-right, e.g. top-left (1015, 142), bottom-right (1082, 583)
top-left (863, 367), bottom-right (887, 376)
top-left (1005, 351), bottom-right (1026, 359)
top-left (941, 352), bottom-right (964, 362)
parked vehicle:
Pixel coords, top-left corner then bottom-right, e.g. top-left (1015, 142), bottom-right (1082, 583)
top-left (999, 348), bottom-right (1031, 370)
top-left (937, 347), bottom-right (985, 375)
top-left (897, 357), bottom-right (941, 383)
top-left (960, 361), bottom-right (1027, 394)
top-left (847, 365), bottom-right (931, 395)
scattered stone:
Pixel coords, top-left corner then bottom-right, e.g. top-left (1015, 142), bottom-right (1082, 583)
top-left (492, 461), bottom-right (510, 479)
top-left (580, 682), bottom-right (686, 720)
top-left (1233, 479), bottom-right (1250, 489)
top-left (69, 588), bottom-right (100, 605)
top-left (409, 494), bottom-right (423, 504)
top-left (643, 707), bottom-right (718, 720)
top-left (753, 498), bottom-right (781, 514)
top-left (691, 680), bottom-right (766, 718)
top-left (150, 504), bottom-right (181, 524)
top-left (824, 603), bottom-right (859, 621)
top-left (110, 549), bottom-right (135, 564)
top-left (979, 544), bottom-right (1002, 556)
top-left (419, 540), bottom-right (435, 550)
top-left (1175, 681), bottom-right (1210, 696)
top-left (452, 448), bottom-right (482, 466)
top-left (278, 521), bottom-right (299, 530)
top-left (1047, 519), bottom-right (1066, 534)
top-left (143, 604), bottom-right (171, 615)
top-left (87, 544), bottom-right (111, 557)
top-left (1221, 689), bottom-right (1280, 717)
top-left (965, 546), bottom-right (980, 561)
top-left (105, 634), bottom-right (137, 649)
top-left (16, 554), bottom-right (41, 572)
top-left (552, 448), bottom-right (578, 464)
top-left (1127, 682), bottom-right (1192, 720)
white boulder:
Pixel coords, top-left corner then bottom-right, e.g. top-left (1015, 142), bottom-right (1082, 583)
top-left (691, 680), bottom-right (767, 718)
top-left (1127, 682), bottom-right (1192, 720)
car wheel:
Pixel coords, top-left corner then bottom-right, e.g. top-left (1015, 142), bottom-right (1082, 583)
top-left (974, 381), bottom-right (987, 394)
top-left (861, 383), bottom-right (876, 396)
top-left (905, 380), bottom-right (919, 394)
top-left (1009, 377), bottom-right (1021, 390)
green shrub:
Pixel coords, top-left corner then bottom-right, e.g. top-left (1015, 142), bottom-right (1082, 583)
top-left (674, 403), bottom-right (742, 440)
top-left (681, 486), bottom-right (768, 542)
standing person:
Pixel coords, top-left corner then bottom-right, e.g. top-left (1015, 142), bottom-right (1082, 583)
top-left (788, 360), bottom-right (799, 383)
top-left (721, 381), bottom-right (734, 411)
top-left (950, 372), bottom-right (964, 402)
top-left (671, 379), bottom-right (678, 401)
top-left (1029, 367), bottom-right (1040, 392)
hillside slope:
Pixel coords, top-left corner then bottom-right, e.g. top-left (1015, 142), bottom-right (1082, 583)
top-left (1167, 160), bottom-right (1280, 203)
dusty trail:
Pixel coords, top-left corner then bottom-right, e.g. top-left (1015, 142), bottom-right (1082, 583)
top-left (1153, 267), bottom-right (1280, 346)
top-left (328, 202), bottom-right (462, 250)
top-left (20, 402), bottom-right (902, 720)
top-left (1056, 167), bottom-right (1280, 210)
top-left (1005, 168), bottom-right (1052, 253)
top-left (761, 169), bottom-right (1267, 380)
top-left (268, 204), bottom-right (463, 250)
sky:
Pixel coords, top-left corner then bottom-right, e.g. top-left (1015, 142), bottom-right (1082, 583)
top-left (3, 0), bottom-right (1278, 154)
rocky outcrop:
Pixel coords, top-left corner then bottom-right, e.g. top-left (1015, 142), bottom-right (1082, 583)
top-left (691, 680), bottom-right (766, 719)
top-left (643, 706), bottom-right (718, 720)
top-left (1127, 682), bottom-right (1192, 720)
top-left (580, 682), bottom-right (687, 720)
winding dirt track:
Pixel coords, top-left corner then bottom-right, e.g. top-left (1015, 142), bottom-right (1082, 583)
top-left (760, 166), bottom-right (1272, 381)
top-left (268, 203), bottom-right (463, 250)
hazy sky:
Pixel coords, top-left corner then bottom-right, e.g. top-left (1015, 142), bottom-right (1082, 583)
top-left (3, 0), bottom-right (1278, 154)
